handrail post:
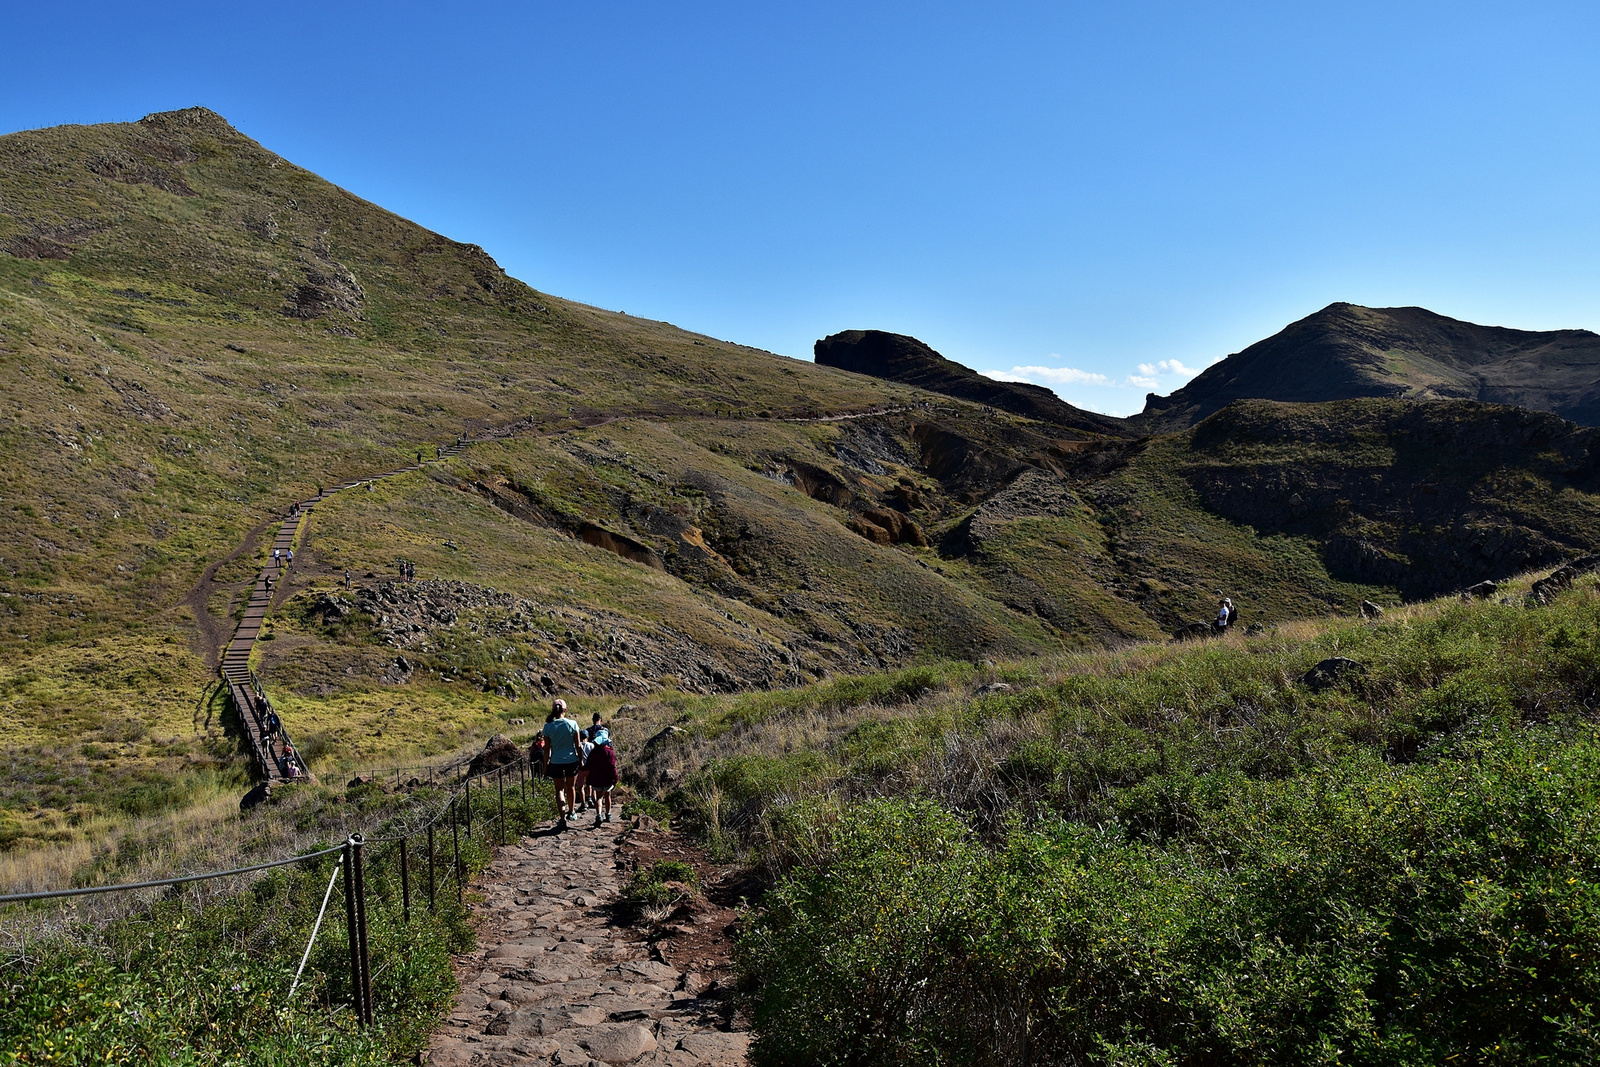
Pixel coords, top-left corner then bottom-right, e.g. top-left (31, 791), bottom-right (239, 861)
top-left (451, 799), bottom-right (462, 904)
top-left (341, 838), bottom-right (362, 1024)
top-left (400, 836), bottom-right (411, 924)
top-left (427, 823), bottom-right (436, 911)
top-left (498, 768), bottom-right (505, 844)
top-left (464, 776), bottom-right (472, 839)
top-left (352, 833), bottom-right (373, 1025)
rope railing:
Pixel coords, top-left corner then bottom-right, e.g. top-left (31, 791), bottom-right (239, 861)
top-left (3, 748), bottom-right (551, 1029)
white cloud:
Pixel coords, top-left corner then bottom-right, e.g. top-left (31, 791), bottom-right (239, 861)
top-left (1137, 363), bottom-right (1157, 376)
top-left (1156, 359), bottom-right (1198, 377)
top-left (1127, 375), bottom-right (1158, 388)
top-left (992, 364), bottom-right (1111, 386)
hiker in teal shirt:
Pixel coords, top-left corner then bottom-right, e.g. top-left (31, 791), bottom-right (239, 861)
top-left (541, 699), bottom-right (583, 827)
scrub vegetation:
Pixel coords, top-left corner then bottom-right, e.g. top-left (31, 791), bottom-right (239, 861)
top-left (618, 576), bottom-right (1600, 1064)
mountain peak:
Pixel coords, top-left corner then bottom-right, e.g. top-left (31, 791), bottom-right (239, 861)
top-left (1133, 303), bottom-right (1600, 431)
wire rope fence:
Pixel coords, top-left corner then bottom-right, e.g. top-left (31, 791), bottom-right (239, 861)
top-left (2, 748), bottom-right (553, 1034)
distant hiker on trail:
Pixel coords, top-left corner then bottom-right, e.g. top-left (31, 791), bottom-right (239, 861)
top-left (272, 548), bottom-right (280, 567)
top-left (344, 569), bottom-right (352, 588)
top-left (1214, 597), bottom-right (1236, 632)
top-left (286, 548), bottom-right (294, 566)
top-left (540, 698), bottom-right (582, 828)
top-left (265, 709), bottom-right (281, 738)
top-left (574, 727), bottom-right (594, 814)
top-left (585, 713), bottom-right (619, 825)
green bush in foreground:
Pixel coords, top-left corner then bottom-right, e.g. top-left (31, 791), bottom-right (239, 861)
top-left (741, 729), bottom-right (1600, 1066)
top-left (725, 594), bottom-right (1600, 1065)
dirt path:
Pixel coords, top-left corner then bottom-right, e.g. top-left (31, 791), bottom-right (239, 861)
top-left (428, 821), bottom-right (750, 1066)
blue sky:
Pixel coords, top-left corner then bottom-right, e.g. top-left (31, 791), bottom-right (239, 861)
top-left (4, 1), bottom-right (1598, 416)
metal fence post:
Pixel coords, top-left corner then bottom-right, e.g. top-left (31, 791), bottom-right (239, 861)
top-left (427, 822), bottom-right (436, 911)
top-left (498, 768), bottom-right (505, 844)
top-left (342, 838), bottom-right (362, 1024)
top-left (352, 833), bottom-right (373, 1025)
top-left (451, 799), bottom-right (462, 903)
top-left (464, 776), bottom-right (472, 839)
top-left (400, 836), bottom-right (411, 923)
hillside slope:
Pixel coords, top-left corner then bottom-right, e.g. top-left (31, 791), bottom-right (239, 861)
top-left (6, 109), bottom-right (1600, 852)
top-left (1135, 302), bottom-right (1600, 431)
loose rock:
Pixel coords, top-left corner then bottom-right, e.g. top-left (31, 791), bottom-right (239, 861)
top-left (1299, 657), bottom-right (1365, 692)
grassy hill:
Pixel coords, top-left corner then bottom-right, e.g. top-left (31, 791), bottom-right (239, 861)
top-left (5, 108), bottom-right (1600, 859)
top-left (1135, 301), bottom-right (1600, 432)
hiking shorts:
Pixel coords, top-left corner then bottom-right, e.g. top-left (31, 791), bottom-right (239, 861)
top-left (545, 760), bottom-right (580, 782)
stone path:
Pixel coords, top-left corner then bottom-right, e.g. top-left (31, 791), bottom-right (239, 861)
top-left (427, 822), bottom-right (751, 1066)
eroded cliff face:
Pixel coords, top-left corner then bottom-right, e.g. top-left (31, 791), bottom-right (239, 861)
top-left (1173, 399), bottom-right (1600, 598)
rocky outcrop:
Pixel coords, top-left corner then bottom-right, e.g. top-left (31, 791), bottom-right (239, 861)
top-left (848, 507), bottom-right (928, 546)
top-left (815, 330), bottom-right (1128, 436)
top-left (1528, 555), bottom-right (1600, 605)
top-left (468, 734), bottom-right (524, 775)
top-left (324, 579), bottom-right (807, 696)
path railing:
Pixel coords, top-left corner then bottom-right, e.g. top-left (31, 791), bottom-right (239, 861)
top-left (2, 751), bottom-right (546, 1029)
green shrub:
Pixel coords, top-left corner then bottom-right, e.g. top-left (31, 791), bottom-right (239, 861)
top-left (741, 729), bottom-right (1600, 1065)
top-left (623, 859), bottom-right (700, 910)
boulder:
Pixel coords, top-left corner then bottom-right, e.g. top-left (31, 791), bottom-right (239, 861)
top-left (974, 682), bottom-right (1012, 696)
top-left (580, 1023), bottom-right (657, 1064)
top-left (469, 733), bottom-right (522, 775)
top-left (1171, 622), bottom-right (1213, 642)
top-left (645, 725), bottom-right (685, 751)
top-left (1360, 600), bottom-right (1385, 619)
top-left (1463, 580), bottom-right (1497, 600)
top-left (1245, 622), bottom-right (1266, 636)
top-left (239, 782), bottom-right (272, 811)
top-left (1299, 657), bottom-right (1365, 692)
top-left (346, 774), bottom-right (386, 791)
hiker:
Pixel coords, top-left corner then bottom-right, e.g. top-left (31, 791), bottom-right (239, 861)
top-left (574, 726), bottom-right (594, 813)
top-left (1214, 597), bottom-right (1236, 632)
top-left (343, 569), bottom-right (352, 588)
top-left (286, 548), bottom-right (294, 566)
top-left (265, 708), bottom-right (281, 738)
top-left (585, 714), bottom-right (619, 825)
top-left (272, 548), bottom-right (280, 567)
top-left (540, 698), bottom-right (583, 827)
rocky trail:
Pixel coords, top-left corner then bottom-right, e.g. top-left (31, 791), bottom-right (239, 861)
top-left (428, 819), bottom-right (750, 1067)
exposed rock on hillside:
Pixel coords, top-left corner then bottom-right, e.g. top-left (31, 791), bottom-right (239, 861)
top-left (1136, 303), bottom-right (1600, 431)
top-left (341, 579), bottom-right (806, 695)
top-left (1176, 399), bottom-right (1600, 599)
top-left (816, 329), bottom-right (1128, 436)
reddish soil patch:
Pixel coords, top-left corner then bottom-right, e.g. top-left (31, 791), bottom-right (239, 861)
top-left (620, 819), bottom-right (755, 995)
